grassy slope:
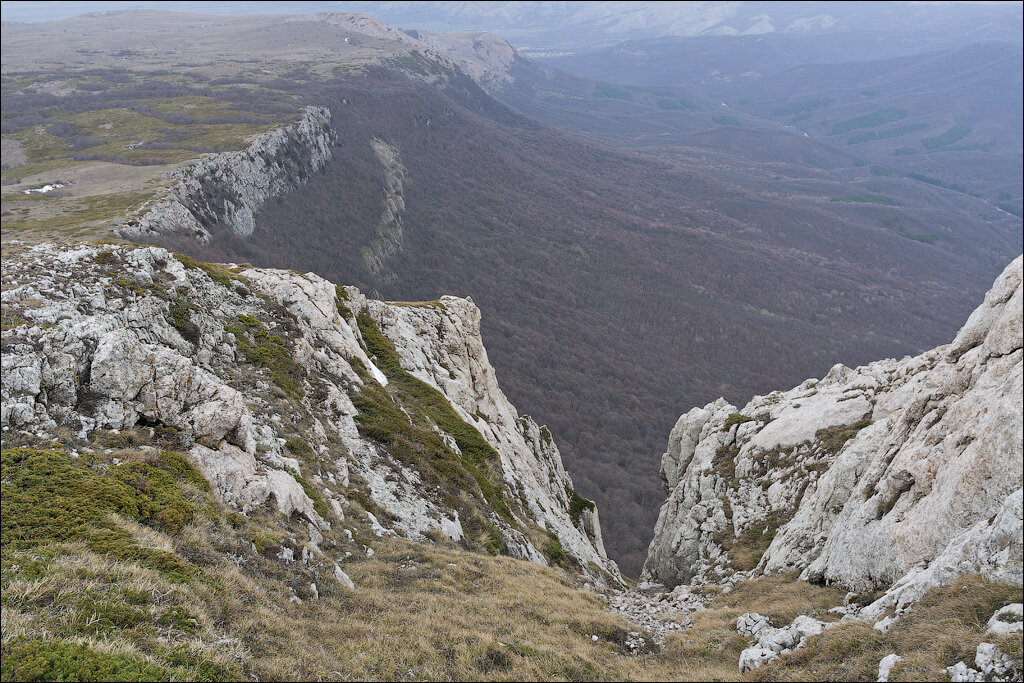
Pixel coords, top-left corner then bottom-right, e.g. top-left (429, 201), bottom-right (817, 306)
top-left (3, 447), bottom-right (1020, 682)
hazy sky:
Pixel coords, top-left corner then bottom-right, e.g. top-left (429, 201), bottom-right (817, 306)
top-left (3, 1), bottom-right (1019, 52)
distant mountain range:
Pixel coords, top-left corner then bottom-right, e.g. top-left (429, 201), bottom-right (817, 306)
top-left (4, 1), bottom-right (1021, 54)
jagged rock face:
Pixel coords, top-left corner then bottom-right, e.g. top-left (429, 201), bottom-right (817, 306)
top-left (644, 256), bottom-right (1022, 610)
top-left (367, 297), bottom-right (613, 573)
top-left (119, 106), bottom-right (335, 243)
top-left (1, 243), bottom-right (618, 580)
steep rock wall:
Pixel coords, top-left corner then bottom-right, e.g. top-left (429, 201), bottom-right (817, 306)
top-left (644, 256), bottom-right (1022, 615)
top-left (367, 297), bottom-right (612, 573)
top-left (120, 106), bottom-right (335, 243)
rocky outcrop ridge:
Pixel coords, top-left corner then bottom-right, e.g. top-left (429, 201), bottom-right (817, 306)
top-left (119, 106), bottom-right (335, 243)
top-left (367, 296), bottom-right (611, 575)
top-left (1, 242), bottom-right (619, 581)
top-left (644, 256), bottom-right (1022, 617)
top-left (300, 13), bottom-right (518, 89)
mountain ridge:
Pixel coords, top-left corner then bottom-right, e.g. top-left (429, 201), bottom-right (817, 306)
top-left (3, 8), bottom-right (1021, 578)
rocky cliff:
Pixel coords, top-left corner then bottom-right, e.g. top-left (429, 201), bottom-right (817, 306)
top-left (1, 242), bottom-right (619, 582)
top-left (644, 255), bottom-right (1022, 618)
top-left (299, 13), bottom-right (519, 90)
top-left (119, 106), bottom-right (335, 244)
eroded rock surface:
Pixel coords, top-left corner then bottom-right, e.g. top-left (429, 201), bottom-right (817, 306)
top-left (120, 106), bottom-right (335, 243)
top-left (367, 296), bottom-right (613, 575)
top-left (1, 242), bottom-right (619, 581)
top-left (644, 256), bottom-right (1022, 618)
top-left (947, 642), bottom-right (1023, 682)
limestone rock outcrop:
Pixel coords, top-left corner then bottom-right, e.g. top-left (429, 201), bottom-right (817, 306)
top-left (1, 242), bottom-right (619, 581)
top-left (644, 256), bottom-right (1022, 616)
top-left (119, 106), bottom-right (335, 243)
top-left (367, 297), bottom-right (613, 579)
top-left (735, 612), bottom-right (833, 671)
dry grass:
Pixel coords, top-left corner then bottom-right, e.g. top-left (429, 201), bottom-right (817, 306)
top-left (646, 575), bottom-right (847, 682)
top-left (714, 574), bottom-right (846, 626)
top-left (750, 575), bottom-right (1023, 682)
top-left (5, 524), bottom-right (1021, 681)
top-left (3, 444), bottom-right (1020, 681)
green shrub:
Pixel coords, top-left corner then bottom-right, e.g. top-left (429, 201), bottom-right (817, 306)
top-left (543, 535), bottom-right (566, 564)
top-left (92, 250), bottom-right (116, 265)
top-left (592, 83), bottom-right (633, 100)
top-left (1, 313), bottom-right (29, 330)
top-left (657, 97), bottom-right (696, 110)
top-left (830, 107), bottom-right (908, 135)
top-left (772, 97), bottom-right (833, 117)
top-left (335, 286), bottom-right (353, 319)
top-left (224, 313), bottom-right (305, 398)
top-left (815, 416), bottom-right (872, 454)
top-left (721, 413), bottom-right (753, 431)
top-left (284, 436), bottom-right (312, 456)
top-left (830, 194), bottom-right (901, 206)
top-left (168, 297), bottom-right (199, 344)
top-left (847, 122), bottom-right (927, 145)
top-left (174, 252), bottom-right (247, 289)
top-left (565, 485), bottom-right (595, 526)
top-left (997, 201), bottom-right (1023, 218)
top-left (290, 469), bottom-right (330, 520)
top-left (1, 448), bottom-right (203, 581)
top-left (922, 120), bottom-right (972, 152)
top-left (0, 639), bottom-right (175, 682)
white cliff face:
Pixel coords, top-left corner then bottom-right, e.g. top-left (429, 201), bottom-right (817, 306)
top-left (1, 242), bottom-right (616, 580)
top-left (645, 256), bottom-right (1022, 615)
top-left (120, 106), bottom-right (335, 243)
top-left (366, 297), bottom-right (618, 577)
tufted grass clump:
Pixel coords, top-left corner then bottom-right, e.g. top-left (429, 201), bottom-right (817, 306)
top-left (1, 448), bottom-right (207, 581)
top-left (543, 537), bottom-right (566, 564)
top-left (715, 514), bottom-right (790, 572)
top-left (335, 286), bottom-right (353, 319)
top-left (1, 312), bottom-right (30, 330)
top-left (565, 485), bottom-right (596, 526)
top-left (224, 313), bottom-right (305, 399)
top-left (173, 252), bottom-right (248, 290)
top-left (750, 575), bottom-right (1023, 682)
top-left (815, 415), bottom-right (872, 454)
top-left (713, 442), bottom-right (741, 488)
top-left (722, 413), bottom-right (754, 431)
top-left (284, 436), bottom-right (312, 456)
top-left (168, 296), bottom-right (200, 344)
top-left (290, 469), bottom-right (330, 520)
